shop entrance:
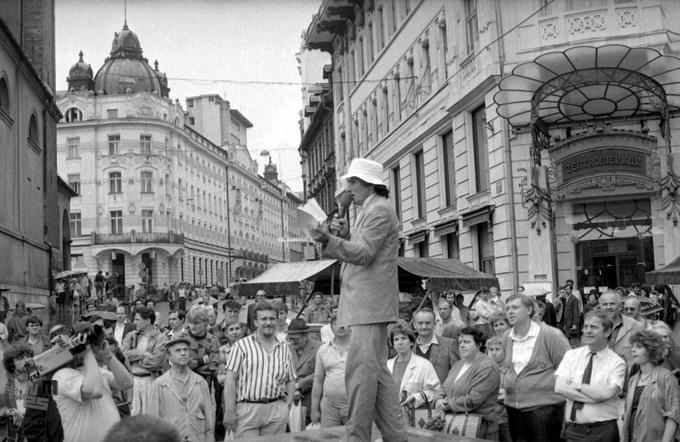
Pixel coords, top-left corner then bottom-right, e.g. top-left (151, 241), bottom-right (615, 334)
top-left (112, 252), bottom-right (126, 286)
top-left (576, 237), bottom-right (654, 289)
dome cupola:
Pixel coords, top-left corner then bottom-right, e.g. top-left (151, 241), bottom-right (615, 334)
top-left (93, 22), bottom-right (170, 97)
top-left (67, 50), bottom-right (94, 92)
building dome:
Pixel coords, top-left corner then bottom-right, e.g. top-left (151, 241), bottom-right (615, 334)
top-left (93, 22), bottom-right (169, 97)
top-left (67, 51), bottom-right (94, 92)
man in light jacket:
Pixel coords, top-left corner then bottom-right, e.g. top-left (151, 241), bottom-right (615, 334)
top-left (310, 158), bottom-right (407, 442)
top-left (148, 336), bottom-right (215, 442)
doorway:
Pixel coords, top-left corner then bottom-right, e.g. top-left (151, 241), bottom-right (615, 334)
top-left (112, 253), bottom-right (126, 286)
top-left (576, 237), bottom-right (654, 289)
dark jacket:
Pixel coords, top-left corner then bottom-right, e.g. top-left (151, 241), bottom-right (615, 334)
top-left (22, 378), bottom-right (64, 442)
top-left (415, 335), bottom-right (459, 384)
top-left (562, 295), bottom-right (581, 338)
top-left (292, 338), bottom-right (321, 418)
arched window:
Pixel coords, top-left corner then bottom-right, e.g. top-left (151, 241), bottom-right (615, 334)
top-left (28, 113), bottom-right (39, 145)
top-left (0, 77), bottom-right (8, 113)
top-left (65, 107), bottom-right (82, 122)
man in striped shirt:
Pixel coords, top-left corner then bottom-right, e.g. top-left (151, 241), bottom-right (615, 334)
top-left (223, 302), bottom-right (296, 438)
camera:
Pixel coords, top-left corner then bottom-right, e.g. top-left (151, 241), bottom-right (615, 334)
top-left (23, 324), bottom-right (106, 380)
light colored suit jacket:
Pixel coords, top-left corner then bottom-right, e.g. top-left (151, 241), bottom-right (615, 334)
top-left (387, 354), bottom-right (441, 408)
top-left (611, 314), bottom-right (642, 367)
top-left (323, 195), bottom-right (399, 327)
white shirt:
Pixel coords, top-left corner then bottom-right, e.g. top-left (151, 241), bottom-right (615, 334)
top-left (555, 345), bottom-right (625, 423)
top-left (416, 334), bottom-right (438, 355)
top-left (113, 322), bottom-right (127, 345)
top-left (509, 320), bottom-right (541, 374)
top-left (52, 366), bottom-right (120, 442)
top-left (319, 323), bottom-right (334, 343)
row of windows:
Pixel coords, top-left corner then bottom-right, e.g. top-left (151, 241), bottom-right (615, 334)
top-left (338, 13), bottom-right (448, 163)
top-left (392, 105), bottom-right (488, 221)
top-left (69, 208), bottom-right (282, 258)
top-left (343, 0), bottom-right (414, 86)
top-left (66, 134), bottom-right (153, 159)
top-left (67, 171), bottom-right (156, 195)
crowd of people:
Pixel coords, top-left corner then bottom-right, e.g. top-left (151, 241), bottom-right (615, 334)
top-left (3, 151), bottom-right (680, 442)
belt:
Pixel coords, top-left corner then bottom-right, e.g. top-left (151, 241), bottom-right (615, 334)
top-left (132, 373), bottom-right (152, 377)
top-left (239, 398), bottom-right (282, 404)
top-left (567, 419), bottom-right (617, 429)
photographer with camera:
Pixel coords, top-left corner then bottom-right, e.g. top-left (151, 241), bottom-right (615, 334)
top-left (52, 322), bottom-right (134, 442)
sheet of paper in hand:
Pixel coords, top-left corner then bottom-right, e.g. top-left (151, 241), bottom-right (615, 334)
top-left (297, 198), bottom-right (328, 239)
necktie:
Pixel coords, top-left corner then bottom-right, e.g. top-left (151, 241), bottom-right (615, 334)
top-left (570, 352), bottom-right (595, 421)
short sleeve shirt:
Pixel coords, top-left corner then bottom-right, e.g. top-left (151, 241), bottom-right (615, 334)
top-left (52, 366), bottom-right (120, 442)
top-left (225, 334), bottom-right (296, 402)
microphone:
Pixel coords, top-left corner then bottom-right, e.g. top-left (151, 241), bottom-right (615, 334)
top-left (331, 190), bottom-right (352, 235)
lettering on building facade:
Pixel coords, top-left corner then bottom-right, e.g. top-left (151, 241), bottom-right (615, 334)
top-left (562, 148), bottom-right (646, 182)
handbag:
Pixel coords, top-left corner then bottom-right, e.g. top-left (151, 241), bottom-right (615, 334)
top-left (443, 412), bottom-right (483, 437)
top-left (442, 397), bottom-right (483, 438)
top-left (411, 392), bottom-right (433, 429)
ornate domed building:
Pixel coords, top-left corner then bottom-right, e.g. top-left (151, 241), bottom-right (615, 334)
top-left (93, 22), bottom-right (169, 97)
top-left (56, 22), bottom-right (297, 290)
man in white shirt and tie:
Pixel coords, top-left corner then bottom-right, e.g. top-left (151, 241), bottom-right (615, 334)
top-left (555, 310), bottom-right (626, 441)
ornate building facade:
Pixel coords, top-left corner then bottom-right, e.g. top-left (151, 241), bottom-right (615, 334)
top-left (304, 0), bottom-right (680, 293)
top-left (299, 64), bottom-right (337, 213)
top-left (57, 22), bottom-right (300, 288)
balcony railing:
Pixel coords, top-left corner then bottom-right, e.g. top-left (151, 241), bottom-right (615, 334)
top-left (93, 231), bottom-right (185, 245)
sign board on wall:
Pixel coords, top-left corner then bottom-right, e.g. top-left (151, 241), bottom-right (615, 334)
top-left (562, 149), bottom-right (646, 182)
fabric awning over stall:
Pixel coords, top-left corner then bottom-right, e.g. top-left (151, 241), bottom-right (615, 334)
top-left (646, 256), bottom-right (680, 285)
top-left (396, 257), bottom-right (499, 292)
top-left (234, 260), bottom-right (340, 298)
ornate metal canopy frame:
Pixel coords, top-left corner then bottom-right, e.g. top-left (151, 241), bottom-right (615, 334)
top-left (494, 44), bottom-right (680, 228)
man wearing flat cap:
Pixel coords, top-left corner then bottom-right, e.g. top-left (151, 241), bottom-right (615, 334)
top-left (148, 336), bottom-right (215, 442)
top-left (287, 318), bottom-right (320, 425)
top-left (310, 157), bottom-right (407, 442)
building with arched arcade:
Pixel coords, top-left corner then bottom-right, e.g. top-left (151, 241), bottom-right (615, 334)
top-left (57, 22), bottom-right (301, 289)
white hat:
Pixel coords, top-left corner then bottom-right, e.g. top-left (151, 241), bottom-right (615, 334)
top-left (341, 158), bottom-right (385, 186)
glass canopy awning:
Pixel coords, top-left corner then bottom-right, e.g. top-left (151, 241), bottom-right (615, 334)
top-left (494, 45), bottom-right (680, 128)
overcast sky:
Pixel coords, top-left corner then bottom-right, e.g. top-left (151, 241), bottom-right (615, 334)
top-left (55, 0), bottom-right (328, 192)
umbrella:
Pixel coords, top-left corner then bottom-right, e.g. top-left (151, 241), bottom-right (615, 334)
top-left (53, 270), bottom-right (72, 280)
top-left (24, 302), bottom-right (46, 310)
top-left (634, 296), bottom-right (663, 318)
top-left (86, 310), bottom-right (118, 321)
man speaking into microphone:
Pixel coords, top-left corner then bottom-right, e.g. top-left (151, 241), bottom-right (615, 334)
top-left (310, 158), bottom-right (406, 442)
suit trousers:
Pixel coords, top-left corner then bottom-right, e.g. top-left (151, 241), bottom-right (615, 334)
top-left (345, 323), bottom-right (407, 442)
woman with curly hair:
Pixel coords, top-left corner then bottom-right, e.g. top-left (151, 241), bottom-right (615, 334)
top-left (0, 343), bottom-right (34, 441)
top-left (622, 330), bottom-right (680, 442)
